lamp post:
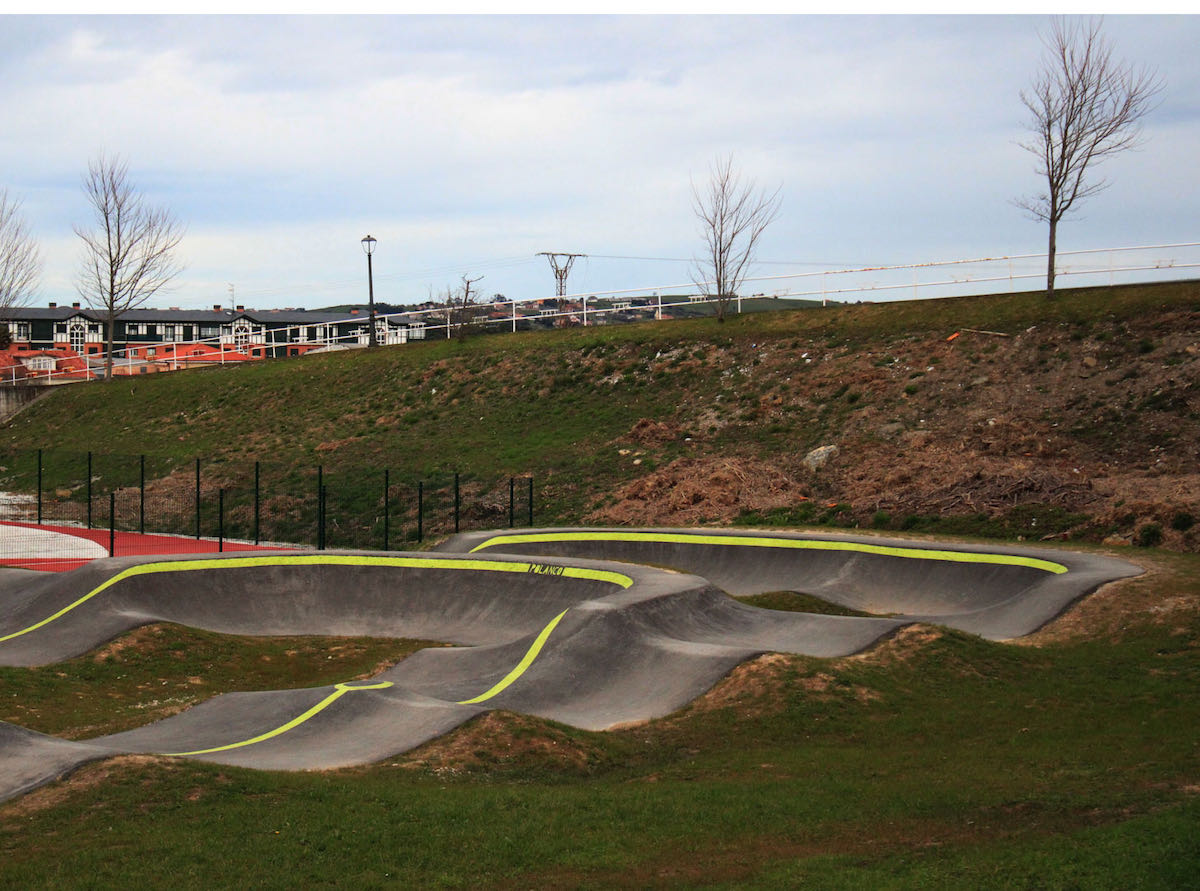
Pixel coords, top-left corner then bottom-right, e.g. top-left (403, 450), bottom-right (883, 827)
top-left (361, 234), bottom-right (378, 348)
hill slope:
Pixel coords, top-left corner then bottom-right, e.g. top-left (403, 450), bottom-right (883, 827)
top-left (3, 279), bottom-right (1199, 550)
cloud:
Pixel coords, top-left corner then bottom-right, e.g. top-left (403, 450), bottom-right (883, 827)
top-left (2, 14), bottom-right (1196, 308)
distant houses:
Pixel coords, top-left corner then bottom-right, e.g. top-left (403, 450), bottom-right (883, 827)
top-left (0, 303), bottom-right (430, 381)
top-left (0, 348), bottom-right (92, 383)
top-left (0, 293), bottom-right (705, 384)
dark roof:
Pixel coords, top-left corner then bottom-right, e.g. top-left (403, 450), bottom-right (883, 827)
top-left (0, 306), bottom-right (400, 325)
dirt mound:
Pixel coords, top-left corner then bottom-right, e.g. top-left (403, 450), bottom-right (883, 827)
top-left (839, 443), bottom-right (1101, 516)
top-left (585, 301), bottom-right (1200, 551)
top-left (627, 418), bottom-right (681, 445)
top-left (394, 711), bottom-right (607, 776)
top-left (589, 456), bottom-right (806, 526)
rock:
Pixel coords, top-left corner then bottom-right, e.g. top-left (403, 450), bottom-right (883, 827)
top-left (879, 423), bottom-right (904, 438)
top-left (1082, 356), bottom-right (1098, 368)
top-left (803, 445), bottom-right (838, 471)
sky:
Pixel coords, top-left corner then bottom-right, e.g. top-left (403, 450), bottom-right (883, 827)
top-left (1, 14), bottom-right (1197, 311)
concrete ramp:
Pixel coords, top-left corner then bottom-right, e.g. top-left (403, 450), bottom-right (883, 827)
top-left (0, 531), bottom-right (1140, 802)
top-left (438, 528), bottom-right (1142, 640)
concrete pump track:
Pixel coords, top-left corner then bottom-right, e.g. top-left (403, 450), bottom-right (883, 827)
top-left (0, 528), bottom-right (1140, 803)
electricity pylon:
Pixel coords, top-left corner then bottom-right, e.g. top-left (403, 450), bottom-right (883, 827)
top-left (538, 252), bottom-right (586, 299)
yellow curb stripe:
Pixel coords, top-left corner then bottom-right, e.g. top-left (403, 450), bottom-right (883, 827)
top-left (0, 554), bottom-right (631, 644)
top-left (161, 681), bottom-right (394, 757)
top-left (468, 531), bottom-right (1070, 575)
top-left (162, 607), bottom-right (573, 757)
top-left (457, 609), bottom-right (570, 705)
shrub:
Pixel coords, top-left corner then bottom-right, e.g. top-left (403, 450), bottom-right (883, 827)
top-left (1170, 511), bottom-right (1195, 532)
top-left (1136, 523), bottom-right (1163, 548)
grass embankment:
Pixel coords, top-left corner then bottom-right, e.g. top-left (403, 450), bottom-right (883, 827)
top-left (2, 278), bottom-right (1198, 543)
top-left (0, 551), bottom-right (1197, 886)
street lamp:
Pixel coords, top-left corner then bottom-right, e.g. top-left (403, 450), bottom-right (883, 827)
top-left (361, 234), bottom-right (378, 348)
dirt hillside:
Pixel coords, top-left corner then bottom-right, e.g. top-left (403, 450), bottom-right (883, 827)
top-left (589, 294), bottom-right (1200, 551)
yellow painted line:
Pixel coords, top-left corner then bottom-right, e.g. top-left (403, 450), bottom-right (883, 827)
top-left (4, 554), bottom-right (607, 758)
top-left (469, 531), bottom-right (1070, 575)
top-left (0, 553), bottom-right (631, 645)
top-left (161, 681), bottom-right (394, 757)
top-left (457, 609), bottom-right (570, 705)
top-left (161, 608), bottom-right (573, 757)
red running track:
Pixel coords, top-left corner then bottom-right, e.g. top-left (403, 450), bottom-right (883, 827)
top-left (0, 521), bottom-right (283, 573)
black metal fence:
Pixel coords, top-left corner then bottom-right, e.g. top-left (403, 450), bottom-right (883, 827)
top-left (0, 447), bottom-right (534, 556)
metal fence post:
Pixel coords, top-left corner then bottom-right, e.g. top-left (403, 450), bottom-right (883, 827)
top-left (86, 451), bottom-right (93, 529)
top-left (139, 454), bottom-right (145, 535)
top-left (254, 461), bottom-right (260, 545)
top-left (108, 492), bottom-right (115, 557)
top-left (454, 472), bottom-right (460, 533)
top-left (318, 485), bottom-right (326, 551)
top-left (417, 481), bottom-right (424, 543)
top-left (383, 469), bottom-right (390, 551)
top-left (194, 458), bottom-right (201, 539)
top-left (218, 488), bottom-right (225, 553)
top-left (317, 465), bottom-right (324, 549)
top-left (36, 448), bottom-right (42, 525)
top-left (509, 477), bottom-right (515, 528)
top-left (528, 476), bottom-right (534, 527)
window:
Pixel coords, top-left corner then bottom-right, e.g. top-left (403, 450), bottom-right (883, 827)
top-left (68, 322), bottom-right (86, 352)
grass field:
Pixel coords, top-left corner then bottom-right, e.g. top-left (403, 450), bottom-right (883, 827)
top-left (1, 549), bottom-right (1197, 887)
top-left (1, 281), bottom-right (1198, 885)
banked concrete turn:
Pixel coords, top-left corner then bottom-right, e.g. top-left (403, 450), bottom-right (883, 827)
top-left (0, 531), bottom-right (1140, 802)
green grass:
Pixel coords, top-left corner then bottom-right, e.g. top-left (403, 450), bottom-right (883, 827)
top-left (1, 279), bottom-right (1198, 884)
top-left (2, 278), bottom-right (1198, 539)
top-left (1, 554), bottom-right (1197, 886)
top-left (0, 625), bottom-right (437, 739)
top-left (738, 590), bottom-right (875, 617)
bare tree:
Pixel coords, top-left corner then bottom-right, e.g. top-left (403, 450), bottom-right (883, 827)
top-left (0, 189), bottom-right (41, 346)
top-left (1017, 17), bottom-right (1162, 298)
top-left (444, 273), bottom-right (485, 339)
top-left (74, 154), bottom-right (185, 378)
top-left (692, 154), bottom-right (781, 322)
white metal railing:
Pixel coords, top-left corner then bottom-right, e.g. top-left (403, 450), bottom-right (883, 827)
top-left (4, 240), bottom-right (1197, 386)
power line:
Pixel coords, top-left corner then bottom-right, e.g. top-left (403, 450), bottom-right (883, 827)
top-left (585, 253), bottom-right (871, 268)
